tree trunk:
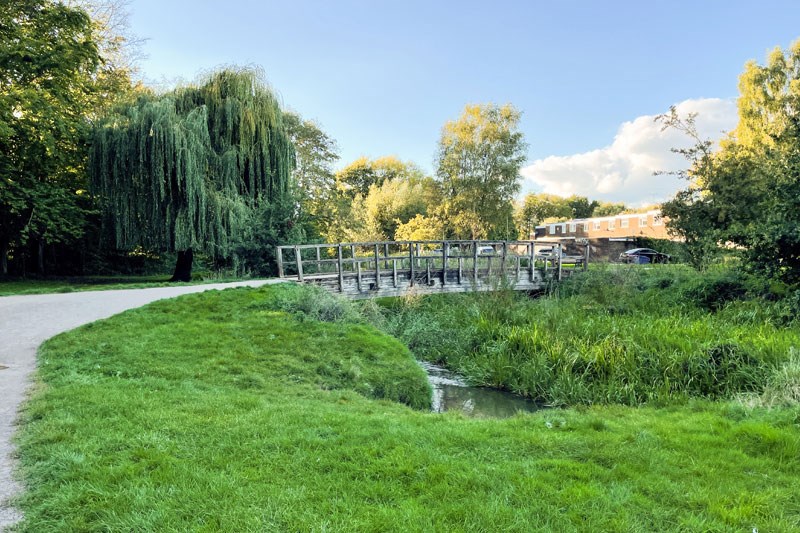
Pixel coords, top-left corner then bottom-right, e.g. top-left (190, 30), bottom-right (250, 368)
top-left (37, 239), bottom-right (45, 275)
top-left (1, 241), bottom-right (7, 276)
top-left (170, 248), bottom-right (193, 282)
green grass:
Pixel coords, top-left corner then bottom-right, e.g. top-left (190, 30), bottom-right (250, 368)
top-left (14, 283), bottom-right (800, 531)
top-left (377, 264), bottom-right (800, 406)
top-left (0, 274), bottom-right (245, 296)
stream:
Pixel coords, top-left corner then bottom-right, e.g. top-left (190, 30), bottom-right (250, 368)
top-left (419, 361), bottom-right (541, 418)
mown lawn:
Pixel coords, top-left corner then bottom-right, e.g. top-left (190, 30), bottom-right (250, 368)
top-left (14, 284), bottom-right (800, 531)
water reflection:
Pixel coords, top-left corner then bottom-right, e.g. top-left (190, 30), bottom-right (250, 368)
top-left (419, 361), bottom-right (541, 418)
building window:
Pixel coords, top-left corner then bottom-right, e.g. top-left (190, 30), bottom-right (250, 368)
top-left (569, 223), bottom-right (576, 233)
top-left (653, 215), bottom-right (663, 226)
top-left (584, 223), bottom-right (589, 232)
top-left (640, 217), bottom-right (647, 227)
top-left (593, 221), bottom-right (601, 231)
top-left (620, 219), bottom-right (629, 229)
top-left (549, 225), bottom-right (555, 235)
top-left (608, 220), bottom-right (615, 230)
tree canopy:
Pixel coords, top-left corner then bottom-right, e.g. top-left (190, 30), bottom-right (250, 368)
top-left (660, 41), bottom-right (800, 281)
top-left (90, 68), bottom-right (295, 274)
top-left (435, 104), bottom-right (527, 239)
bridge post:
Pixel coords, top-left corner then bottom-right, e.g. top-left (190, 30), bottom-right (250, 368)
top-left (426, 258), bottom-right (431, 286)
top-left (295, 246), bottom-right (304, 282)
top-left (557, 243), bottom-right (563, 281)
top-left (584, 242), bottom-right (590, 271)
top-left (392, 258), bottom-right (398, 287)
top-left (442, 241), bottom-right (447, 286)
top-left (472, 241), bottom-right (478, 284)
top-left (409, 243), bottom-right (415, 286)
top-left (277, 247), bottom-right (284, 278)
top-left (337, 245), bottom-right (344, 292)
top-left (357, 261), bottom-right (362, 292)
top-left (384, 243), bottom-right (390, 269)
top-left (529, 242), bottom-right (535, 281)
top-left (374, 244), bottom-right (380, 289)
top-left (458, 256), bottom-right (463, 284)
top-left (501, 241), bottom-right (507, 276)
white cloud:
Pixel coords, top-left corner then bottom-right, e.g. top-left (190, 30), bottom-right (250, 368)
top-left (520, 98), bottom-right (738, 206)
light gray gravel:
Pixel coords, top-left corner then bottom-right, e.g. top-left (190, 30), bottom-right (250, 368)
top-left (0, 279), bottom-right (286, 530)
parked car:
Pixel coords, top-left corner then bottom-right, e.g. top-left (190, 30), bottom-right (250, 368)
top-left (536, 247), bottom-right (565, 258)
top-left (477, 245), bottom-right (495, 255)
top-left (619, 248), bottom-right (670, 264)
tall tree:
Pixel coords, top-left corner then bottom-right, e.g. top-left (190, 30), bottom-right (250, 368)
top-left (659, 41), bottom-right (800, 280)
top-left (283, 111), bottom-right (339, 239)
top-left (435, 104), bottom-right (527, 239)
top-left (0, 0), bottom-right (104, 274)
top-left (90, 68), bottom-right (295, 280)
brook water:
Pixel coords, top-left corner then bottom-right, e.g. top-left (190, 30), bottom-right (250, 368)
top-left (419, 361), bottom-right (541, 418)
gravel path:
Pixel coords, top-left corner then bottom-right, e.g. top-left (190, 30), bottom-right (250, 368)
top-left (0, 279), bottom-right (285, 530)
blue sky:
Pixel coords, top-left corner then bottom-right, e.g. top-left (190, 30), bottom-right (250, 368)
top-left (127, 0), bottom-right (800, 203)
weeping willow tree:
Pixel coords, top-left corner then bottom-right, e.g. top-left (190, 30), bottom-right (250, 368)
top-left (89, 68), bottom-right (294, 280)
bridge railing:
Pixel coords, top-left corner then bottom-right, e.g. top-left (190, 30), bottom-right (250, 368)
top-left (276, 240), bottom-right (588, 293)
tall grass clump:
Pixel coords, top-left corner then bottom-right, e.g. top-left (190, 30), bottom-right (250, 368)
top-left (376, 265), bottom-right (800, 406)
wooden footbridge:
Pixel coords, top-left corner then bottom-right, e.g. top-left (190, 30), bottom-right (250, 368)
top-left (277, 240), bottom-right (588, 299)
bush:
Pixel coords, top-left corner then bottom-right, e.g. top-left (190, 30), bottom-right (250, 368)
top-left (679, 269), bottom-right (749, 311)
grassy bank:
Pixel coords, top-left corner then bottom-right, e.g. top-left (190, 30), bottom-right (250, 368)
top-left (378, 265), bottom-right (800, 406)
top-left (14, 282), bottom-right (800, 531)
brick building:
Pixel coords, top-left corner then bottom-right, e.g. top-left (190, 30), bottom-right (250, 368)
top-left (532, 209), bottom-right (674, 261)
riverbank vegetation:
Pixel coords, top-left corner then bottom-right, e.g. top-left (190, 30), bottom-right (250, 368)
top-left (378, 265), bottom-right (800, 407)
top-left (15, 278), bottom-right (800, 531)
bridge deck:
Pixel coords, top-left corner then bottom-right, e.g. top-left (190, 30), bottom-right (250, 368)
top-left (277, 240), bottom-right (587, 299)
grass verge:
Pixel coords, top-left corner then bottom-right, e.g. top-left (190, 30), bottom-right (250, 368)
top-left (13, 283), bottom-right (800, 531)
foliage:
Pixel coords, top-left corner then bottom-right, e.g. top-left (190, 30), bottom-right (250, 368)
top-left (394, 214), bottom-right (445, 241)
top-left (14, 283), bottom-right (800, 531)
top-left (335, 156), bottom-right (424, 199)
top-left (283, 111), bottom-right (339, 239)
top-left (435, 104), bottom-right (527, 239)
top-left (90, 68), bottom-right (296, 271)
top-left (348, 177), bottom-right (432, 241)
top-left (514, 193), bottom-right (612, 238)
top-left (323, 156), bottom-right (435, 243)
top-left (0, 0), bottom-right (138, 276)
top-left (0, 0), bottom-right (100, 272)
top-left (659, 41), bottom-right (800, 281)
top-left (592, 201), bottom-right (627, 217)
